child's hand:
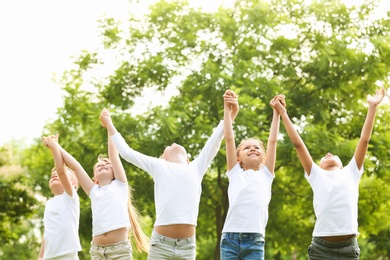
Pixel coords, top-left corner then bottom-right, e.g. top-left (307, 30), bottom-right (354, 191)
top-left (99, 108), bottom-right (112, 128)
top-left (368, 87), bottom-right (385, 106)
top-left (223, 90), bottom-right (239, 120)
top-left (42, 134), bottom-right (59, 148)
top-left (276, 94), bottom-right (286, 107)
top-left (270, 94), bottom-right (286, 114)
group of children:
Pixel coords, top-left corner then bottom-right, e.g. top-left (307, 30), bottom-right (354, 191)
top-left (38, 87), bottom-right (386, 260)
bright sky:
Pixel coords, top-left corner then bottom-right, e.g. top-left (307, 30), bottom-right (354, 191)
top-left (0, 0), bottom-right (388, 146)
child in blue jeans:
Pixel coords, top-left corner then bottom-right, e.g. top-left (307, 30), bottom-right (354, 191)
top-left (220, 90), bottom-right (284, 259)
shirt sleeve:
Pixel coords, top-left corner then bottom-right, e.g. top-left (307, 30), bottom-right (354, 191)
top-left (111, 132), bottom-right (160, 177)
top-left (262, 165), bottom-right (275, 180)
top-left (305, 162), bottom-right (318, 183)
top-left (348, 157), bottom-right (364, 180)
top-left (191, 120), bottom-right (224, 176)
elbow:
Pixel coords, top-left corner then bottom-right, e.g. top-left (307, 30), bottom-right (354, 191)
top-left (292, 142), bottom-right (302, 149)
top-left (225, 135), bottom-right (235, 143)
top-left (268, 138), bottom-right (278, 145)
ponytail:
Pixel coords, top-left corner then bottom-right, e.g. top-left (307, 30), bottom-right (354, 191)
top-left (127, 187), bottom-right (150, 253)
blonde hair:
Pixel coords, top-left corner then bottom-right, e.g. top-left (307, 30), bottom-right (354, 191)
top-left (127, 188), bottom-right (150, 253)
top-left (93, 155), bottom-right (149, 253)
top-left (236, 137), bottom-right (266, 164)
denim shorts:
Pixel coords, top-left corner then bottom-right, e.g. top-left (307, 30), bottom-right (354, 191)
top-left (220, 232), bottom-right (265, 260)
top-left (147, 230), bottom-right (196, 260)
top-left (308, 235), bottom-right (360, 260)
top-left (89, 240), bottom-right (132, 260)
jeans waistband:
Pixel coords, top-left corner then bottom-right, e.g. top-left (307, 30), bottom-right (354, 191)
top-left (313, 235), bottom-right (357, 248)
top-left (91, 239), bottom-right (131, 250)
top-left (222, 232), bottom-right (265, 241)
top-left (152, 230), bottom-right (195, 246)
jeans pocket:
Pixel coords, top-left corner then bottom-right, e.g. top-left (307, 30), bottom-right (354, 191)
top-left (255, 240), bottom-right (265, 246)
top-left (307, 244), bottom-right (312, 254)
top-left (150, 238), bottom-right (162, 247)
top-left (352, 245), bottom-right (360, 257)
top-left (254, 234), bottom-right (265, 244)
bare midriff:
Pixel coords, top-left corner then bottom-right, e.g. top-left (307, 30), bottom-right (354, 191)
top-left (320, 234), bottom-right (354, 242)
top-left (154, 224), bottom-right (195, 239)
top-left (92, 227), bottom-right (128, 245)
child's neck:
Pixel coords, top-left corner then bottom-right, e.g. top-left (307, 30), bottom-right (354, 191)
top-left (242, 163), bottom-right (262, 171)
top-left (323, 165), bottom-right (341, 171)
top-left (166, 155), bottom-right (188, 164)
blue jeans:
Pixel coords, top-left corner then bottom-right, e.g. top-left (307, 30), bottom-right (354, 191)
top-left (308, 235), bottom-right (360, 260)
top-left (220, 232), bottom-right (265, 260)
top-left (147, 230), bottom-right (196, 260)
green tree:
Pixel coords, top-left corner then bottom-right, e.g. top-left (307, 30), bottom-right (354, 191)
top-left (21, 0), bottom-right (390, 259)
top-left (0, 141), bottom-right (40, 259)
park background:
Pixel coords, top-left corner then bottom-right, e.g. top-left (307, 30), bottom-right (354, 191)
top-left (1, 0), bottom-right (390, 259)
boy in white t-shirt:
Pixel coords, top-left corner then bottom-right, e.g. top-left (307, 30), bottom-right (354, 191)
top-left (39, 134), bottom-right (81, 260)
top-left (271, 87), bottom-right (386, 259)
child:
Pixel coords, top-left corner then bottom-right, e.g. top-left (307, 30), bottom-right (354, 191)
top-left (220, 90), bottom-right (284, 259)
top-left (101, 95), bottom-right (238, 259)
top-left (270, 87), bottom-right (386, 259)
top-left (55, 113), bottom-right (149, 259)
top-left (39, 134), bottom-right (81, 260)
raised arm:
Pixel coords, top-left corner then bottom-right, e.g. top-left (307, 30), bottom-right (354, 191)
top-left (224, 90), bottom-right (239, 171)
top-left (100, 108), bottom-right (127, 183)
top-left (264, 95), bottom-right (282, 174)
top-left (58, 144), bottom-right (94, 196)
top-left (42, 134), bottom-right (74, 196)
top-left (271, 98), bottom-right (313, 175)
top-left (354, 87), bottom-right (385, 170)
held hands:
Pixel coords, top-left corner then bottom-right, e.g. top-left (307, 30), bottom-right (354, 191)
top-left (223, 90), bottom-right (239, 120)
top-left (99, 108), bottom-right (112, 128)
top-left (42, 134), bottom-right (59, 149)
top-left (270, 94), bottom-right (286, 114)
top-left (368, 87), bottom-right (386, 107)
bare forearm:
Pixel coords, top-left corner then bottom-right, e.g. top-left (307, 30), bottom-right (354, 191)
top-left (268, 111), bottom-right (280, 143)
top-left (50, 146), bottom-right (65, 176)
top-left (280, 111), bottom-right (313, 174)
top-left (224, 105), bottom-right (234, 140)
top-left (105, 122), bottom-right (118, 137)
top-left (59, 146), bottom-right (82, 170)
top-left (280, 112), bottom-right (304, 148)
top-left (360, 105), bottom-right (378, 142)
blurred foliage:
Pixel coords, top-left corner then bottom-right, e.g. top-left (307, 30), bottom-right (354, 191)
top-left (2, 0), bottom-right (390, 259)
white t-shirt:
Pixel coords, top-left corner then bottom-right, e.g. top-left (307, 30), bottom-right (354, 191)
top-left (90, 179), bottom-right (131, 237)
top-left (222, 163), bottom-right (275, 236)
top-left (43, 189), bottom-right (81, 258)
top-left (305, 157), bottom-right (363, 237)
top-left (111, 121), bottom-right (224, 227)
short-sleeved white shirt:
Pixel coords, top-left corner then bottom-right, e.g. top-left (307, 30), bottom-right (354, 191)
top-left (90, 179), bottom-right (131, 237)
top-left (222, 163), bottom-right (275, 236)
top-left (305, 157), bottom-right (363, 237)
top-left (43, 189), bottom-right (81, 258)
